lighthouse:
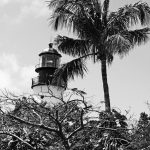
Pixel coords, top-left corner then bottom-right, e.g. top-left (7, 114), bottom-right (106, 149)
top-left (31, 43), bottom-right (66, 105)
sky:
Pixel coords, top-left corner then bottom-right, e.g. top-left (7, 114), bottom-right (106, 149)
top-left (0, 0), bottom-right (150, 118)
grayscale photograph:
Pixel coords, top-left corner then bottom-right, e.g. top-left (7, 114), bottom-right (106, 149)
top-left (0, 0), bottom-right (150, 149)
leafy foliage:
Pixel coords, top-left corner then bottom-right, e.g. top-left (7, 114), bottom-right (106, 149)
top-left (0, 90), bottom-right (133, 150)
top-left (127, 112), bottom-right (150, 150)
top-left (2, 91), bottom-right (150, 150)
top-left (0, 89), bottom-right (90, 150)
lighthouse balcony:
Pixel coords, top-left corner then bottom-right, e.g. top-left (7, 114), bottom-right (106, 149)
top-left (35, 63), bottom-right (58, 72)
top-left (31, 76), bottom-right (66, 89)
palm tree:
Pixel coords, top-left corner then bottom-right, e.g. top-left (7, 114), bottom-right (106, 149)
top-left (48, 0), bottom-right (150, 112)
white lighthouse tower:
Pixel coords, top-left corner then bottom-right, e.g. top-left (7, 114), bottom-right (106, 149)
top-left (31, 43), bottom-right (66, 105)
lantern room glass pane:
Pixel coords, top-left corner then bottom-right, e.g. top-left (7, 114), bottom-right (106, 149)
top-left (39, 54), bottom-right (60, 68)
top-left (46, 55), bottom-right (54, 67)
top-left (41, 55), bottom-right (46, 67)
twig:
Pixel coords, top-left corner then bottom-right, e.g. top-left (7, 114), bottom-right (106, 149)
top-left (8, 114), bottom-right (59, 134)
top-left (67, 109), bottom-right (84, 139)
top-left (60, 103), bottom-right (77, 123)
top-left (0, 131), bottom-right (35, 150)
top-left (32, 110), bottom-right (43, 124)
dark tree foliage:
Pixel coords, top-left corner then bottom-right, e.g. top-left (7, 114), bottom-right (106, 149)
top-left (127, 112), bottom-right (150, 150)
top-left (0, 89), bottom-right (91, 150)
top-left (0, 90), bottom-right (132, 150)
top-left (77, 109), bottom-right (130, 150)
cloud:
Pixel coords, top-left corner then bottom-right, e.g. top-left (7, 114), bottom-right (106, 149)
top-left (0, 53), bottom-right (36, 94)
top-left (0, 53), bottom-right (19, 73)
top-left (24, 1), bottom-right (50, 18)
top-left (0, 70), bottom-right (11, 88)
top-left (15, 0), bottom-right (50, 23)
top-left (0, 0), bottom-right (50, 24)
top-left (0, 0), bottom-right (10, 6)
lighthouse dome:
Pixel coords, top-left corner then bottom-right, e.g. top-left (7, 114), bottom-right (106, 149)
top-left (39, 43), bottom-right (61, 57)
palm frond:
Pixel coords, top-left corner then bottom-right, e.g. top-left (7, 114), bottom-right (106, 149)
top-left (67, 1), bottom-right (101, 40)
top-left (52, 58), bottom-right (87, 86)
top-left (50, 0), bottom-right (102, 41)
top-left (105, 27), bottom-right (150, 58)
top-left (107, 12), bottom-right (129, 35)
top-left (108, 2), bottom-right (150, 31)
top-left (105, 34), bottom-right (132, 57)
top-left (127, 27), bottom-right (150, 46)
top-left (102, 0), bottom-right (110, 26)
top-left (106, 54), bottom-right (113, 65)
top-left (134, 2), bottom-right (150, 26)
top-left (90, 0), bottom-right (103, 30)
top-left (86, 0), bottom-right (102, 18)
top-left (48, 0), bottom-right (66, 9)
top-left (93, 0), bottom-right (102, 15)
top-left (74, 18), bottom-right (100, 41)
top-left (50, 7), bottom-right (74, 30)
top-left (55, 35), bottom-right (91, 57)
top-left (49, 0), bottom-right (82, 30)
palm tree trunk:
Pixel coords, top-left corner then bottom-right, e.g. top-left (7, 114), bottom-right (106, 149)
top-left (101, 59), bottom-right (111, 112)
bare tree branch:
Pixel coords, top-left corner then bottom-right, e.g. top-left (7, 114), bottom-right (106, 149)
top-left (60, 103), bottom-right (77, 123)
top-left (67, 109), bottom-right (84, 139)
top-left (32, 110), bottom-right (43, 124)
top-left (141, 145), bottom-right (150, 150)
top-left (8, 114), bottom-right (59, 134)
top-left (0, 131), bottom-right (35, 150)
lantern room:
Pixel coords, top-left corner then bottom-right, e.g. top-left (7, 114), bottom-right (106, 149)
top-left (37, 43), bottom-right (61, 70)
